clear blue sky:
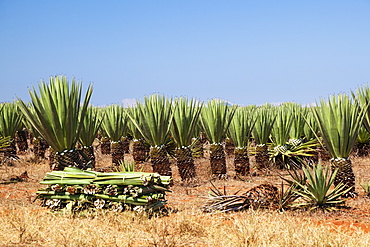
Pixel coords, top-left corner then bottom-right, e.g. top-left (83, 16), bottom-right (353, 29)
top-left (1, 1), bottom-right (370, 106)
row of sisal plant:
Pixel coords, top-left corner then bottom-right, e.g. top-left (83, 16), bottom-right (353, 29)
top-left (0, 102), bottom-right (24, 159)
top-left (93, 87), bottom-right (368, 199)
top-left (1, 76), bottom-right (370, 198)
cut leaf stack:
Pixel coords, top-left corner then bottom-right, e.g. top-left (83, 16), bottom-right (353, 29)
top-left (36, 167), bottom-right (171, 212)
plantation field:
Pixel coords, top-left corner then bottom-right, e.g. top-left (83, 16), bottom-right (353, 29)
top-left (1, 145), bottom-right (370, 247)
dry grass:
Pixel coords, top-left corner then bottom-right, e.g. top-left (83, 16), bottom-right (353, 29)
top-left (1, 147), bottom-right (370, 246)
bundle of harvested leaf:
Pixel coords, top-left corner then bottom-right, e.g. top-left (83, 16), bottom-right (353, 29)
top-left (36, 167), bottom-right (171, 212)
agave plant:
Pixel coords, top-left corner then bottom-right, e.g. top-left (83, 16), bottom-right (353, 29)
top-left (100, 104), bottom-right (129, 166)
top-left (22, 108), bottom-right (49, 159)
top-left (353, 85), bottom-right (370, 157)
top-left (354, 126), bottom-right (370, 157)
top-left (0, 105), bottom-right (12, 160)
top-left (0, 102), bottom-right (24, 158)
top-left (15, 127), bottom-right (28, 152)
top-left (17, 75), bottom-right (93, 170)
top-left (302, 109), bottom-right (322, 162)
top-left (126, 106), bottom-right (149, 163)
top-left (271, 103), bottom-right (318, 169)
top-left (97, 108), bottom-right (111, 156)
top-left (191, 122), bottom-right (207, 158)
top-left (251, 105), bottom-right (276, 171)
top-left (278, 167), bottom-right (307, 211)
top-left (290, 163), bottom-right (351, 211)
top-left (200, 99), bottom-right (237, 178)
top-left (311, 94), bottom-right (367, 197)
top-left (126, 94), bottom-right (174, 176)
top-left (270, 104), bottom-right (294, 168)
top-left (116, 160), bottom-right (137, 173)
top-left (79, 106), bottom-right (103, 168)
top-left (227, 106), bottom-right (256, 176)
top-left (170, 97), bottom-right (203, 181)
top-left (288, 103), bottom-right (307, 141)
top-left (303, 108), bottom-right (318, 141)
top-left (13, 109), bottom-right (29, 153)
top-left (354, 84), bottom-right (370, 134)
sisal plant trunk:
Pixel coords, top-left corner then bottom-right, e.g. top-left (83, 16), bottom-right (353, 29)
top-left (15, 129), bottom-right (28, 152)
top-left (111, 141), bottom-right (124, 166)
top-left (354, 143), bottom-right (370, 157)
top-left (121, 137), bottom-right (130, 154)
top-left (192, 133), bottom-right (207, 158)
top-left (274, 155), bottom-right (285, 169)
top-left (175, 146), bottom-right (196, 181)
top-left (224, 138), bottom-right (235, 156)
top-left (33, 137), bottom-right (49, 159)
top-left (100, 137), bottom-right (111, 155)
top-left (255, 144), bottom-right (270, 170)
top-left (52, 149), bottom-right (84, 171)
top-left (1, 139), bottom-right (17, 157)
top-left (80, 145), bottom-right (96, 168)
top-left (150, 146), bottom-right (172, 176)
top-left (330, 158), bottom-right (357, 198)
top-left (234, 147), bottom-right (250, 176)
top-left (48, 147), bottom-right (56, 170)
top-left (191, 138), bottom-right (204, 158)
top-left (209, 143), bottom-right (227, 178)
top-left (131, 139), bottom-right (148, 163)
top-left (28, 131), bottom-right (34, 144)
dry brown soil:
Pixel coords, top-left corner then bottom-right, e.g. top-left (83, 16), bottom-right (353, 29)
top-left (1, 147), bottom-right (370, 235)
